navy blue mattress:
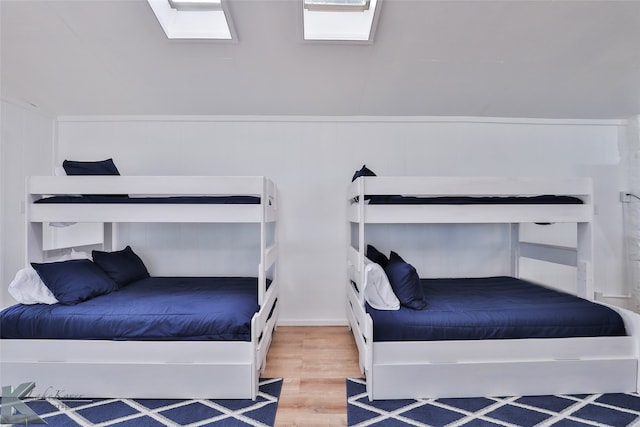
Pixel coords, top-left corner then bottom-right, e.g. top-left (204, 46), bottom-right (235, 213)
top-left (367, 195), bottom-right (583, 205)
top-left (367, 276), bottom-right (626, 342)
top-left (35, 195), bottom-right (260, 204)
top-left (0, 277), bottom-right (261, 341)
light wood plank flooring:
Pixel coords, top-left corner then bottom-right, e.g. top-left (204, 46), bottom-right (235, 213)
top-left (262, 326), bottom-right (361, 427)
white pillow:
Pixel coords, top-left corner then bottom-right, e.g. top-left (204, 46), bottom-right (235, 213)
top-left (363, 258), bottom-right (400, 310)
top-left (8, 267), bottom-right (58, 305)
top-left (8, 249), bottom-right (91, 305)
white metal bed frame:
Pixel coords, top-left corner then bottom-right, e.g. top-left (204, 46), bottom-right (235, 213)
top-left (1, 176), bottom-right (279, 399)
top-left (347, 176), bottom-right (640, 400)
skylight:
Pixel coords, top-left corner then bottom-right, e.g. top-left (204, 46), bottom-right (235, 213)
top-left (147, 0), bottom-right (234, 40)
top-left (302, 0), bottom-right (379, 42)
top-left (304, 0), bottom-right (370, 12)
top-left (168, 0), bottom-right (223, 11)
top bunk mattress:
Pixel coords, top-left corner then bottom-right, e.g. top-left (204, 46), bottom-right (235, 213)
top-left (0, 277), bottom-right (261, 341)
top-left (349, 170), bottom-right (589, 206)
top-left (366, 195), bottom-right (583, 205)
top-left (366, 276), bottom-right (626, 342)
top-left (347, 175), bottom-right (591, 223)
top-left (35, 195), bottom-right (260, 204)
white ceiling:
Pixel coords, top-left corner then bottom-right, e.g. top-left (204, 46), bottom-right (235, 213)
top-left (2, 0), bottom-right (640, 119)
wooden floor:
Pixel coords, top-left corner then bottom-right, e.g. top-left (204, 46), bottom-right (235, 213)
top-left (262, 326), bottom-right (362, 427)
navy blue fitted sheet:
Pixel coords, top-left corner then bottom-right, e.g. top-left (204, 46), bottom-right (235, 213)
top-left (367, 195), bottom-right (583, 205)
top-left (367, 276), bottom-right (626, 342)
top-left (0, 277), bottom-right (261, 341)
top-left (35, 195), bottom-right (260, 204)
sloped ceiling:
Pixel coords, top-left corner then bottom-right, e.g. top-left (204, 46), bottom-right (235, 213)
top-left (2, 0), bottom-right (640, 119)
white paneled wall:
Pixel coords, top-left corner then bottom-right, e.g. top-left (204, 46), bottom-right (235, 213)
top-left (50, 116), bottom-right (631, 323)
top-left (0, 100), bottom-right (54, 307)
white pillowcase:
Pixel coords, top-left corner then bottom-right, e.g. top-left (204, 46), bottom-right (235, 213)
top-left (363, 258), bottom-right (400, 310)
top-left (8, 249), bottom-right (91, 305)
top-left (8, 267), bottom-right (58, 305)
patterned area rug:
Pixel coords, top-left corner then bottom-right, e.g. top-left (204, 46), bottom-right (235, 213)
top-left (3, 378), bottom-right (282, 426)
top-left (347, 378), bottom-right (640, 427)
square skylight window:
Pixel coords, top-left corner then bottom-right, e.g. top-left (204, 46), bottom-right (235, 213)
top-left (302, 0), bottom-right (379, 42)
top-left (304, 0), bottom-right (370, 12)
top-left (147, 0), bottom-right (234, 40)
top-left (168, 0), bottom-right (223, 11)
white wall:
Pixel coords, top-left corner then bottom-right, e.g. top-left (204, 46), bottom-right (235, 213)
top-left (0, 99), bottom-right (54, 307)
top-left (52, 116), bottom-right (631, 324)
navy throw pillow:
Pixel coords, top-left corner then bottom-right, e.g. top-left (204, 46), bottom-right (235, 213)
top-left (350, 165), bottom-right (394, 203)
top-left (31, 259), bottom-right (117, 305)
top-left (63, 158), bottom-right (121, 176)
top-left (92, 246), bottom-right (150, 288)
top-left (366, 244), bottom-right (389, 268)
top-left (62, 158), bottom-right (127, 197)
top-left (351, 164), bottom-right (376, 182)
top-left (384, 251), bottom-right (426, 310)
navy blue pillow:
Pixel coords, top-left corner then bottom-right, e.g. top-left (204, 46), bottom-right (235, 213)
top-left (63, 158), bottom-right (121, 176)
top-left (352, 164), bottom-right (376, 182)
top-left (31, 259), bottom-right (118, 305)
top-left (92, 246), bottom-right (150, 288)
top-left (384, 251), bottom-right (426, 310)
top-left (350, 165), bottom-right (394, 203)
top-left (366, 244), bottom-right (389, 268)
top-left (62, 158), bottom-right (127, 197)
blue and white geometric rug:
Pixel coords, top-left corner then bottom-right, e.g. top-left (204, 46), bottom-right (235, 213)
top-left (2, 378), bottom-right (282, 426)
top-left (347, 378), bottom-right (640, 427)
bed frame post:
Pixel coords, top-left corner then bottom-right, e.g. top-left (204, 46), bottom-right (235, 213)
top-left (103, 223), bottom-right (114, 252)
top-left (577, 221), bottom-right (594, 300)
top-left (510, 223), bottom-right (520, 278)
top-left (358, 178), bottom-right (366, 283)
top-left (25, 178), bottom-right (44, 264)
top-left (258, 177), bottom-right (267, 307)
top-left (25, 223), bottom-right (43, 265)
top-left (251, 316), bottom-right (259, 400)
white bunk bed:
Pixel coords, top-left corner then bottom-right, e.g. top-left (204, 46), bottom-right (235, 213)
top-left (1, 175), bottom-right (278, 399)
top-left (346, 176), bottom-right (640, 400)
